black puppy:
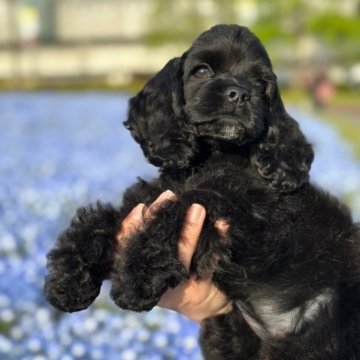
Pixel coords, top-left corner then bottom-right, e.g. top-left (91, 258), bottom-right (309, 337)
top-left (45, 25), bottom-right (360, 359)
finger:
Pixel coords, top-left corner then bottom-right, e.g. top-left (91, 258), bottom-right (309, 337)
top-left (215, 219), bottom-right (229, 237)
top-left (116, 203), bottom-right (146, 244)
top-left (179, 204), bottom-right (206, 270)
top-left (144, 190), bottom-right (177, 221)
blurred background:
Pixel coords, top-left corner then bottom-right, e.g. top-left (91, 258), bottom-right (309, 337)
top-left (0, 0), bottom-right (359, 359)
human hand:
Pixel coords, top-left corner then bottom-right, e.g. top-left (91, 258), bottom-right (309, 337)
top-left (116, 191), bottom-right (232, 323)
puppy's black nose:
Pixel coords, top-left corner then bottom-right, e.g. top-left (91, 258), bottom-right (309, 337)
top-left (225, 86), bottom-right (250, 104)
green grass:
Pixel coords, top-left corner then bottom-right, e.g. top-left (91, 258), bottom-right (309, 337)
top-left (0, 321), bottom-right (14, 335)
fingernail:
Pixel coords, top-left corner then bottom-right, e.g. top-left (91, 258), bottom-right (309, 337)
top-left (187, 204), bottom-right (205, 224)
top-left (158, 190), bottom-right (176, 201)
top-left (130, 203), bottom-right (146, 220)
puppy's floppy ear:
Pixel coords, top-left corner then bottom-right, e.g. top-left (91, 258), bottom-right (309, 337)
top-left (251, 75), bottom-right (314, 192)
top-left (125, 54), bottom-right (198, 170)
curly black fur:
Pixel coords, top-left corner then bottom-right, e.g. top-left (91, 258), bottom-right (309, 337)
top-left (45, 25), bottom-right (360, 359)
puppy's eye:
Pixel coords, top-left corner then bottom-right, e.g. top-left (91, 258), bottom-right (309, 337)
top-left (192, 65), bottom-right (213, 79)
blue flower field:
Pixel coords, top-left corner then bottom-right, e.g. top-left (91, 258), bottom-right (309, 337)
top-left (0, 92), bottom-right (359, 359)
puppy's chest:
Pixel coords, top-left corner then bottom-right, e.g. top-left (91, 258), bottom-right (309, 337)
top-left (182, 163), bottom-right (266, 198)
top-left (237, 288), bottom-right (335, 341)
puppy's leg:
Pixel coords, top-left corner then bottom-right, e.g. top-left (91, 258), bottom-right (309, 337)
top-left (110, 199), bottom-right (188, 311)
top-left (44, 203), bottom-right (124, 312)
top-left (110, 191), bottom-right (231, 312)
top-left (200, 307), bottom-right (262, 360)
top-left (44, 177), bottom-right (165, 312)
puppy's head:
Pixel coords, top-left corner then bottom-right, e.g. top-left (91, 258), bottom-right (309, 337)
top-left (183, 24), bottom-right (272, 146)
top-left (125, 24), bottom-right (313, 191)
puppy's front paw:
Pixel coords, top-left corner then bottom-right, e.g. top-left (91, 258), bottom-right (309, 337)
top-left (110, 231), bottom-right (188, 312)
top-left (45, 247), bottom-right (101, 312)
top-left (44, 203), bottom-right (120, 312)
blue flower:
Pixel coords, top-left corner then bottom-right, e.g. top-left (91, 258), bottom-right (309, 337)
top-left (0, 93), bottom-right (358, 359)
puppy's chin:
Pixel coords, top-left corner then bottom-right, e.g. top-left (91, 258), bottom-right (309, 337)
top-left (195, 115), bottom-right (264, 146)
top-left (195, 117), bottom-right (247, 144)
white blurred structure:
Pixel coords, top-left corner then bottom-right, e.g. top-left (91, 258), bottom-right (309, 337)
top-left (0, 0), bottom-right (358, 87)
top-left (0, 0), bottom-right (358, 45)
top-left (0, 0), bottom-right (16, 45)
top-left (0, 42), bottom-right (183, 85)
top-left (55, 0), bottom-right (151, 42)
